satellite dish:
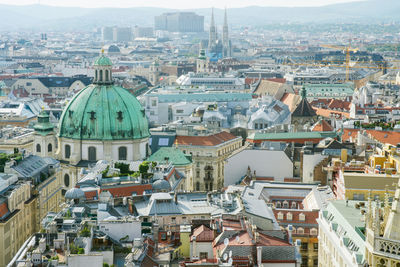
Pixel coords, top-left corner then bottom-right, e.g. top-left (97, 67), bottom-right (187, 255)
top-left (224, 238), bottom-right (229, 247)
top-left (228, 258), bottom-right (233, 265)
top-left (223, 253), bottom-right (228, 261)
top-left (229, 250), bottom-right (232, 258)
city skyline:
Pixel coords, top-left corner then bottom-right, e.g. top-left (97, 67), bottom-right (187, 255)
top-left (1, 0), bottom-right (363, 9)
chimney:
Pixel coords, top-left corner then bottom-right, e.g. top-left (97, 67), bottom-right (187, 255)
top-left (287, 225), bottom-right (293, 244)
top-left (257, 246), bottom-right (262, 266)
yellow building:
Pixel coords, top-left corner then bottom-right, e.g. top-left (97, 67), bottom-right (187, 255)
top-left (0, 180), bottom-right (37, 266)
top-left (176, 225), bottom-right (191, 258)
top-left (175, 131), bottom-right (242, 191)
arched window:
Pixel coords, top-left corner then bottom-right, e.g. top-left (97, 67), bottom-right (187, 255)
top-left (99, 70), bottom-right (103, 81)
top-left (105, 70), bottom-right (109, 81)
top-left (65, 144), bottom-right (71, 159)
top-left (88, 146), bottom-right (96, 161)
top-left (297, 227), bottom-right (304, 234)
top-left (48, 143), bottom-right (52, 152)
top-left (36, 144), bottom-right (41, 153)
top-left (95, 70), bottom-right (98, 81)
top-left (196, 182), bottom-right (200, 191)
top-left (64, 174), bottom-right (70, 187)
top-left (119, 146), bottom-right (127, 160)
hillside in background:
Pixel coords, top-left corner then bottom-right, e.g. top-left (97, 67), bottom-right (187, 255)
top-left (0, 0), bottom-right (399, 31)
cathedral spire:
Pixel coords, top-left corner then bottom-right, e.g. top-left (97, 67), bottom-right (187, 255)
top-left (222, 7), bottom-right (230, 58)
top-left (208, 7), bottom-right (217, 52)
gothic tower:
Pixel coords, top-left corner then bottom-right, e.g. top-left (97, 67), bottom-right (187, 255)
top-left (222, 7), bottom-right (231, 58)
top-left (208, 8), bottom-right (217, 53)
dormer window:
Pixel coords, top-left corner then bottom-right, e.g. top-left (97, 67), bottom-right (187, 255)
top-left (299, 213), bottom-right (306, 221)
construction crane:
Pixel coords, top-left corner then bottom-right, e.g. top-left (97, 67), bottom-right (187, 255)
top-left (320, 44), bottom-right (359, 82)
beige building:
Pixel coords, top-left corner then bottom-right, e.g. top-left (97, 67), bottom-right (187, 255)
top-left (365, 185), bottom-right (400, 266)
top-left (175, 131), bottom-right (242, 191)
top-left (0, 179), bottom-right (37, 266)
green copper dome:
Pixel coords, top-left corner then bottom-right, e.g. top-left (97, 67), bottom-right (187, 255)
top-left (58, 84), bottom-right (150, 140)
top-left (94, 54), bottom-right (112, 66)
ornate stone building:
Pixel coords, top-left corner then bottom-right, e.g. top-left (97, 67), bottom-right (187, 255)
top-left (42, 51), bottom-right (151, 189)
top-left (365, 185), bottom-right (400, 267)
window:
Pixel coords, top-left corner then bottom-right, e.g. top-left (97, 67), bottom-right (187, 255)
top-left (277, 212), bottom-right (283, 220)
top-left (313, 243), bottom-right (318, 251)
top-left (283, 201), bottom-right (289, 208)
top-left (48, 143), bottom-right (52, 152)
top-left (36, 144), bottom-right (41, 153)
top-left (161, 233), bottom-right (167, 240)
top-left (286, 212), bottom-right (292, 221)
top-left (88, 146), bottom-right (96, 161)
top-left (118, 146), bottom-right (127, 160)
top-left (200, 252), bottom-right (208, 259)
top-left (196, 182), bottom-right (200, 191)
top-left (105, 70), bottom-right (109, 81)
top-left (158, 138), bottom-right (169, 146)
top-left (275, 202), bottom-right (281, 208)
top-left (310, 228), bottom-right (318, 236)
top-left (176, 109), bottom-right (184, 114)
top-left (65, 144), bottom-right (71, 159)
top-left (297, 227), bottom-right (305, 235)
top-left (151, 99), bottom-right (157, 106)
top-left (301, 242), bottom-right (308, 251)
top-left (299, 213), bottom-right (305, 221)
top-left (95, 70), bottom-right (98, 81)
top-left (99, 70), bottom-right (103, 81)
top-left (64, 174), bottom-right (70, 187)
top-left (313, 259), bottom-right (318, 267)
top-left (291, 202), bottom-right (297, 209)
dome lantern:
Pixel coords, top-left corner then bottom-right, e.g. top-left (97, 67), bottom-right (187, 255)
top-left (93, 49), bottom-right (113, 85)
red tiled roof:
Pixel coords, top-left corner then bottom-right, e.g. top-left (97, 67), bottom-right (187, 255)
top-left (0, 202), bottom-right (9, 218)
top-left (366, 130), bottom-right (400, 146)
top-left (342, 129), bottom-right (400, 146)
top-left (191, 225), bottom-right (214, 242)
top-left (100, 184), bottom-right (152, 197)
top-left (313, 107), bottom-right (350, 119)
top-left (84, 190), bottom-right (98, 200)
top-left (328, 99), bottom-right (351, 111)
top-left (176, 131), bottom-right (238, 146)
top-left (312, 120), bottom-right (334, 132)
top-left (342, 129), bottom-right (359, 142)
top-left (273, 210), bottom-right (319, 226)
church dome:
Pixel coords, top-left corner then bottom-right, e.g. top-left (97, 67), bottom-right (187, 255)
top-left (65, 187), bottom-right (85, 199)
top-left (94, 54), bottom-right (112, 66)
top-left (152, 179), bottom-right (171, 192)
top-left (58, 54), bottom-right (150, 141)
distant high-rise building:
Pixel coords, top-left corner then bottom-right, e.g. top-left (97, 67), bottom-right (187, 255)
top-left (134, 26), bottom-right (154, 38)
top-left (154, 12), bottom-right (204, 32)
top-left (102, 26), bottom-right (114, 41)
top-left (113, 27), bottom-right (132, 42)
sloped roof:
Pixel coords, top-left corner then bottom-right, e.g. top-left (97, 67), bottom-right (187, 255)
top-left (292, 98), bottom-right (316, 117)
top-left (176, 131), bottom-right (238, 146)
top-left (0, 202), bottom-right (9, 219)
top-left (148, 147), bottom-right (191, 166)
top-left (191, 225), bottom-right (214, 242)
top-left (311, 120), bottom-right (334, 132)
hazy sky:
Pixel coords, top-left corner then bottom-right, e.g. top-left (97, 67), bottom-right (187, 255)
top-left (1, 0), bottom-right (363, 9)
